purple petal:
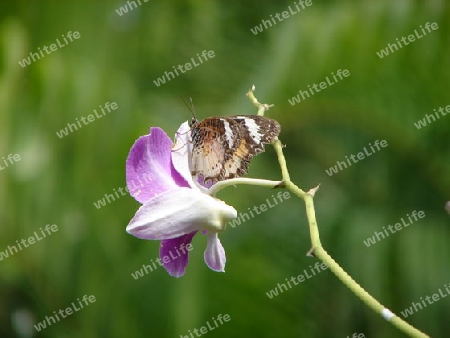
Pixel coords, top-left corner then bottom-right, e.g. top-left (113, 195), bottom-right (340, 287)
top-left (204, 233), bottom-right (226, 272)
top-left (159, 231), bottom-right (197, 277)
top-left (171, 121), bottom-right (196, 188)
top-left (126, 187), bottom-right (237, 240)
top-left (126, 127), bottom-right (186, 204)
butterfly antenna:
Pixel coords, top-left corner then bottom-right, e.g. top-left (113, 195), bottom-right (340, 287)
top-left (189, 97), bottom-right (198, 121)
top-left (181, 97), bottom-right (199, 129)
top-left (181, 96), bottom-right (198, 120)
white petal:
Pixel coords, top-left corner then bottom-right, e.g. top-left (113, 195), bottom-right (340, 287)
top-left (126, 187), bottom-right (237, 240)
top-left (204, 233), bottom-right (226, 272)
top-left (171, 121), bottom-right (196, 188)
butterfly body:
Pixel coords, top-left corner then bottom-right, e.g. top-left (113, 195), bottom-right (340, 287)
top-left (189, 115), bottom-right (281, 184)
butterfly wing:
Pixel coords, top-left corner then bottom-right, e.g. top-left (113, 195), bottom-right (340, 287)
top-left (190, 115), bottom-right (280, 184)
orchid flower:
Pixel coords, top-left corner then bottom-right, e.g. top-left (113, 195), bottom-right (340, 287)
top-left (126, 122), bottom-right (237, 277)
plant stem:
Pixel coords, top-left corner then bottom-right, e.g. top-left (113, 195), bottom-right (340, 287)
top-left (246, 85), bottom-right (274, 116)
top-left (208, 177), bottom-right (281, 196)
top-left (247, 86), bottom-right (430, 338)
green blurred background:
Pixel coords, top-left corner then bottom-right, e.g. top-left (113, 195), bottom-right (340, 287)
top-left (1, 1), bottom-right (449, 337)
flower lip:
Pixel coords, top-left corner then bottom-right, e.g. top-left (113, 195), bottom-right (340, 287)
top-left (126, 187), bottom-right (237, 240)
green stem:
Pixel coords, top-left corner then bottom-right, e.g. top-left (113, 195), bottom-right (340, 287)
top-left (208, 177), bottom-right (281, 196)
top-left (247, 86), bottom-right (429, 338)
top-left (272, 133), bottom-right (429, 338)
top-left (246, 85), bottom-right (274, 116)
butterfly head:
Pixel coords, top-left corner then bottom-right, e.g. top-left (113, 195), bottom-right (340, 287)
top-left (189, 117), bottom-right (199, 129)
top-left (181, 96), bottom-right (199, 129)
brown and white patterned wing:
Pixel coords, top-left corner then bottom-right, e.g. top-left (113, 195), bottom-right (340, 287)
top-left (229, 115), bottom-right (281, 154)
top-left (190, 115), bottom-right (281, 184)
top-left (190, 117), bottom-right (237, 183)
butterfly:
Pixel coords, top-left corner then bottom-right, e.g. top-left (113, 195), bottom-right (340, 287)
top-left (188, 115), bottom-right (281, 184)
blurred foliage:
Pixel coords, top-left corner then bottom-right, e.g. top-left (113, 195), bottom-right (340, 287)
top-left (1, 0), bottom-right (449, 337)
